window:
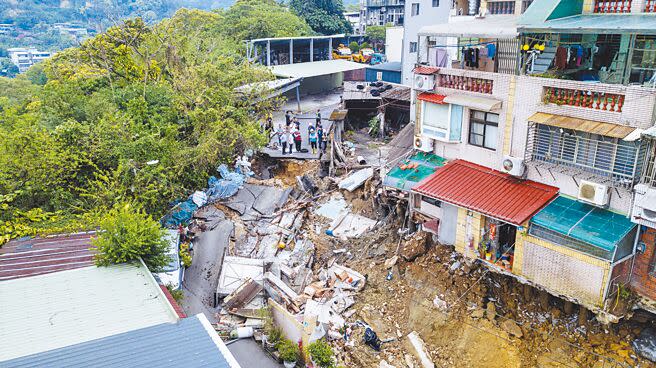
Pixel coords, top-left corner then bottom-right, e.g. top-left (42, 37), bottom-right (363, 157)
top-left (422, 102), bottom-right (450, 140)
top-left (432, 0), bottom-right (439, 6)
top-left (409, 41), bottom-right (417, 53)
top-left (411, 3), bottom-right (420, 15)
top-left (468, 111), bottom-right (498, 150)
top-left (532, 124), bottom-right (642, 183)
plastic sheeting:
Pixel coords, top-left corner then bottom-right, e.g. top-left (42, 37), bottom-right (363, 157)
top-left (162, 164), bottom-right (245, 228)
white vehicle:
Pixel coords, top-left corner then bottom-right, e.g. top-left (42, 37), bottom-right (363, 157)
top-left (156, 229), bottom-right (184, 290)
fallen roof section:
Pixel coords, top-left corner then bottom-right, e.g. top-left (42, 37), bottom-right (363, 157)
top-left (0, 233), bottom-right (95, 281)
top-left (0, 262), bottom-right (179, 360)
top-left (519, 14), bottom-right (656, 35)
top-left (413, 159), bottom-right (559, 225)
top-left (271, 59), bottom-right (366, 78)
top-left (384, 152), bottom-right (447, 192)
top-left (2, 314), bottom-right (241, 368)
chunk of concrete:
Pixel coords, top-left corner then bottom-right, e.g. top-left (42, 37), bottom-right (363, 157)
top-left (406, 331), bottom-right (434, 368)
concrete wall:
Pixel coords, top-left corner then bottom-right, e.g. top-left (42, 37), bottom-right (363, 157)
top-left (400, 0), bottom-right (451, 86)
top-left (385, 27), bottom-right (404, 62)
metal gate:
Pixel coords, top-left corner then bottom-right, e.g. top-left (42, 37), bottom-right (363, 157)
top-left (497, 38), bottom-right (519, 75)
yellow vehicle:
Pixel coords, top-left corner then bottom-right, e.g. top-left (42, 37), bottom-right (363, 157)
top-left (332, 44), bottom-right (353, 60)
top-left (353, 47), bottom-right (375, 63)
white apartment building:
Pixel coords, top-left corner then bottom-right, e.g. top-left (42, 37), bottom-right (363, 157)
top-left (8, 48), bottom-right (52, 73)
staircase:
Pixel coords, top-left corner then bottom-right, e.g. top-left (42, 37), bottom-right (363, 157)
top-left (527, 46), bottom-right (557, 74)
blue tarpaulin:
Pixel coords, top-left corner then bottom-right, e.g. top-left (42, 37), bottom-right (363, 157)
top-left (162, 164), bottom-right (245, 228)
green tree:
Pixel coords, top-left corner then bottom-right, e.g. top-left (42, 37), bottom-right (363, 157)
top-left (348, 41), bottom-right (359, 53)
top-left (290, 0), bottom-right (352, 35)
top-left (93, 203), bottom-right (170, 271)
top-left (365, 23), bottom-right (390, 50)
top-left (220, 0), bottom-right (313, 41)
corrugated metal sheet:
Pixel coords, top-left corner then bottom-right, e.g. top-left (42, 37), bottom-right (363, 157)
top-left (528, 112), bottom-right (636, 139)
top-left (417, 92), bottom-right (446, 104)
top-left (271, 60), bottom-right (365, 78)
top-left (2, 315), bottom-right (238, 368)
top-left (413, 159), bottom-right (559, 225)
top-left (418, 16), bottom-right (519, 38)
top-left (0, 263), bottom-right (179, 360)
top-left (0, 233), bottom-right (95, 281)
top-left (413, 66), bottom-right (439, 75)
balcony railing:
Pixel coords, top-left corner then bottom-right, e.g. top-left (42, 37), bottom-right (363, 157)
top-left (645, 0), bottom-right (656, 11)
top-left (437, 73), bottom-right (494, 94)
top-left (521, 0), bottom-right (534, 12)
top-left (543, 86), bottom-right (625, 112)
top-left (594, 0), bottom-right (631, 13)
top-left (487, 1), bottom-right (515, 14)
top-left (366, 0), bottom-right (404, 6)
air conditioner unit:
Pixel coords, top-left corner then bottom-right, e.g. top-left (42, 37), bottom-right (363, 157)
top-left (577, 180), bottom-right (610, 207)
top-left (414, 74), bottom-right (435, 91)
top-left (414, 135), bottom-right (433, 152)
top-left (631, 183), bottom-right (656, 227)
top-left (500, 156), bottom-right (525, 177)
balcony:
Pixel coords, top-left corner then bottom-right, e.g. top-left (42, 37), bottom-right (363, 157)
top-left (487, 0), bottom-right (515, 14)
top-left (436, 71), bottom-right (494, 94)
top-left (366, 0), bottom-right (404, 7)
top-left (647, 0), bottom-right (656, 11)
top-left (594, 0), bottom-right (631, 13)
top-left (542, 86), bottom-right (625, 112)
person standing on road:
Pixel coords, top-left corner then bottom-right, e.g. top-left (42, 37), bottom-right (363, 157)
top-left (293, 116), bottom-right (300, 130)
top-left (316, 125), bottom-right (324, 153)
top-left (275, 123), bottom-right (284, 148)
top-left (293, 127), bottom-right (302, 152)
top-left (281, 126), bottom-right (290, 154)
top-left (285, 110), bottom-right (292, 126)
top-left (321, 128), bottom-right (329, 153)
top-left (309, 128), bottom-right (318, 154)
top-left (316, 109), bottom-right (321, 124)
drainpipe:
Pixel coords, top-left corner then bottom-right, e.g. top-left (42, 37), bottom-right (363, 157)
top-left (628, 225), bottom-right (642, 286)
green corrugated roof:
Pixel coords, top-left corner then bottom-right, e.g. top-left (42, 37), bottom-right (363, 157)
top-left (520, 14), bottom-right (656, 35)
top-left (531, 196), bottom-right (636, 252)
top-left (383, 152), bottom-right (447, 191)
top-left (519, 0), bottom-right (582, 26)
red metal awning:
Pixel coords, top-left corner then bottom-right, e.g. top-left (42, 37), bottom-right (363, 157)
top-left (417, 92), bottom-right (446, 104)
top-left (413, 160), bottom-right (559, 225)
top-left (413, 66), bottom-right (440, 75)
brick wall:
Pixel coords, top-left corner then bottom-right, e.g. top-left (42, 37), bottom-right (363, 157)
top-left (631, 227), bottom-right (656, 301)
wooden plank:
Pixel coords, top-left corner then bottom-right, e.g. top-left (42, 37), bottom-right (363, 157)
top-left (223, 278), bottom-right (263, 310)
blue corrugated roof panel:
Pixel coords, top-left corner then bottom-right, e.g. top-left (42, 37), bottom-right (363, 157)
top-left (2, 315), bottom-right (235, 368)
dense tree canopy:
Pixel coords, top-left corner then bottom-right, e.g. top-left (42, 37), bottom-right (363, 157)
top-left (219, 0), bottom-right (313, 40)
top-left (0, 5), bottom-right (306, 245)
top-left (289, 0), bottom-right (352, 35)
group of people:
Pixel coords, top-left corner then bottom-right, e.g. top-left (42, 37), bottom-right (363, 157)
top-left (273, 109), bottom-right (328, 155)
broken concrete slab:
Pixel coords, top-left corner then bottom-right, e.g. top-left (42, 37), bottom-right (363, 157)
top-left (264, 272), bottom-right (300, 308)
top-left (252, 186), bottom-right (288, 216)
top-left (305, 299), bottom-right (345, 327)
top-left (315, 195), bottom-right (349, 221)
top-left (330, 213), bottom-right (376, 238)
top-left (223, 278), bottom-right (264, 311)
top-left (338, 167), bottom-right (374, 192)
top-left (328, 264), bottom-right (366, 291)
top-left (217, 256), bottom-right (265, 297)
top-left (406, 331), bottom-right (434, 368)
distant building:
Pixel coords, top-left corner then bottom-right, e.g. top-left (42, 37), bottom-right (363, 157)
top-left (0, 23), bottom-right (14, 35)
top-left (385, 26), bottom-right (404, 62)
top-left (344, 11), bottom-right (364, 35)
top-left (363, 0), bottom-right (405, 27)
top-left (8, 48), bottom-right (52, 73)
top-left (53, 22), bottom-right (89, 39)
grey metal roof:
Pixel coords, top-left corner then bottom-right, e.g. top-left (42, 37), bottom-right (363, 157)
top-left (1, 314), bottom-right (240, 368)
top-left (519, 14), bottom-right (656, 34)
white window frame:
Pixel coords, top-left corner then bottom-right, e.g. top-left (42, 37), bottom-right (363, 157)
top-left (421, 101), bottom-right (454, 143)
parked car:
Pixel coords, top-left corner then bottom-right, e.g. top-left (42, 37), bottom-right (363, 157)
top-left (155, 229), bottom-right (184, 290)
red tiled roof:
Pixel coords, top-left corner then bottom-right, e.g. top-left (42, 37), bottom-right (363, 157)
top-left (413, 66), bottom-right (439, 75)
top-left (0, 233), bottom-right (95, 281)
top-left (160, 284), bottom-right (187, 318)
top-left (417, 92), bottom-right (446, 104)
top-left (413, 160), bottom-right (559, 225)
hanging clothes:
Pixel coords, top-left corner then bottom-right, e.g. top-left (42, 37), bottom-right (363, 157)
top-left (555, 46), bottom-right (568, 70)
top-left (486, 43), bottom-right (496, 59)
top-left (573, 45), bottom-right (583, 67)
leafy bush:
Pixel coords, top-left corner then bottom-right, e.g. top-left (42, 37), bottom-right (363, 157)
top-left (92, 203), bottom-right (170, 272)
top-left (307, 339), bottom-right (335, 368)
top-left (348, 41), bottom-right (360, 53)
top-left (179, 242), bottom-right (192, 267)
top-left (166, 283), bottom-right (184, 303)
top-left (277, 339), bottom-right (300, 362)
top-left (360, 42), bottom-right (371, 50)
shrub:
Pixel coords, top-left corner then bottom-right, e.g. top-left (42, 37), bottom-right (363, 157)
top-left (278, 339), bottom-right (300, 362)
top-left (179, 242), bottom-right (192, 267)
top-left (92, 203), bottom-right (170, 272)
top-left (360, 42), bottom-right (370, 50)
top-left (307, 339), bottom-right (335, 368)
top-left (348, 41), bottom-right (360, 53)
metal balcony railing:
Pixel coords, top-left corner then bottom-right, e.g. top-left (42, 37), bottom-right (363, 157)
top-left (525, 123), bottom-right (644, 188)
top-left (487, 0), bottom-right (515, 14)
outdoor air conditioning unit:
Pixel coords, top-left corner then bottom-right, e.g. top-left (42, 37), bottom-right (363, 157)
top-left (414, 74), bottom-right (435, 91)
top-left (631, 184), bottom-right (656, 227)
top-left (500, 156), bottom-right (525, 177)
top-left (414, 135), bottom-right (434, 152)
top-left (577, 180), bottom-right (611, 207)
